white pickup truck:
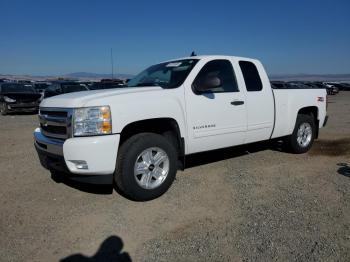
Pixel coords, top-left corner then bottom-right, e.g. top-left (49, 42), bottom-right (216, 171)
top-left (34, 55), bottom-right (328, 200)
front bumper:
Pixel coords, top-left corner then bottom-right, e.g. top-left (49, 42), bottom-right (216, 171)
top-left (34, 128), bottom-right (120, 181)
top-left (35, 146), bottom-right (114, 185)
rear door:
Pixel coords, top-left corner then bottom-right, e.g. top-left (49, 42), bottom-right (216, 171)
top-left (184, 58), bottom-right (247, 154)
top-left (238, 60), bottom-right (274, 143)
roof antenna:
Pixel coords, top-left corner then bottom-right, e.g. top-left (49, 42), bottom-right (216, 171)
top-left (190, 51), bottom-right (197, 57)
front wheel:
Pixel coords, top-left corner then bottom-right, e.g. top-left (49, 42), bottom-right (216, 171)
top-left (285, 114), bottom-right (315, 154)
top-left (115, 133), bottom-right (178, 201)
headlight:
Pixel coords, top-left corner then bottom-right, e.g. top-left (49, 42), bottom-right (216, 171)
top-left (73, 106), bottom-right (112, 136)
top-left (4, 96), bottom-right (16, 103)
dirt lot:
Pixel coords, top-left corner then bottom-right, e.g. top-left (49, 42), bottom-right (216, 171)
top-left (1, 92), bottom-right (349, 262)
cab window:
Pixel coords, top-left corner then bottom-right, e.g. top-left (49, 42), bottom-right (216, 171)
top-left (239, 61), bottom-right (263, 91)
top-left (192, 60), bottom-right (238, 93)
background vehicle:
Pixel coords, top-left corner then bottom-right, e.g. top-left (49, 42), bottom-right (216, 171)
top-left (287, 81), bottom-right (313, 89)
top-left (34, 55), bottom-right (327, 200)
top-left (44, 81), bottom-right (89, 98)
top-left (17, 80), bottom-right (32, 84)
top-left (310, 82), bottom-right (333, 95)
top-left (324, 82), bottom-right (339, 95)
top-left (88, 80), bottom-right (124, 90)
top-left (33, 82), bottom-right (50, 101)
top-left (340, 83), bottom-right (350, 91)
top-left (326, 82), bottom-right (350, 91)
top-left (33, 82), bottom-right (50, 93)
top-left (270, 81), bottom-right (293, 89)
top-left (0, 83), bottom-right (41, 115)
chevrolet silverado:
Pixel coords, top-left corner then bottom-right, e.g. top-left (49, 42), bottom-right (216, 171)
top-left (34, 55), bottom-right (328, 200)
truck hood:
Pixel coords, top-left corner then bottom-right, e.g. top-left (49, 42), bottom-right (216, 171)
top-left (40, 86), bottom-right (163, 108)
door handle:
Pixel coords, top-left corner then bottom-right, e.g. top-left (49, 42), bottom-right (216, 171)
top-left (231, 100), bottom-right (244, 106)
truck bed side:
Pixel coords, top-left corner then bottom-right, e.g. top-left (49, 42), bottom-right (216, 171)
top-left (271, 89), bottom-right (327, 139)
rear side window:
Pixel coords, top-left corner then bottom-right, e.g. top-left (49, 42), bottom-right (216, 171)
top-left (239, 61), bottom-right (263, 91)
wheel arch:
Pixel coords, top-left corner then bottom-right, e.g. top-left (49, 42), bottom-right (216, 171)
top-left (119, 118), bottom-right (185, 158)
top-left (297, 106), bottom-right (319, 138)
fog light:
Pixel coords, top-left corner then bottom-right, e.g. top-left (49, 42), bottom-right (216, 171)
top-left (68, 160), bottom-right (88, 170)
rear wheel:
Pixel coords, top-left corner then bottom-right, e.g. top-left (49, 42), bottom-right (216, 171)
top-left (285, 114), bottom-right (315, 154)
top-left (115, 133), bottom-right (178, 201)
top-left (0, 102), bottom-right (8, 116)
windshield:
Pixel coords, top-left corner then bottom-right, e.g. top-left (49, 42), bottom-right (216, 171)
top-left (127, 59), bottom-right (198, 89)
top-left (1, 84), bottom-right (35, 93)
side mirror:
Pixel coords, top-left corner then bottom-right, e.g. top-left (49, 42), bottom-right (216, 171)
top-left (195, 76), bottom-right (221, 92)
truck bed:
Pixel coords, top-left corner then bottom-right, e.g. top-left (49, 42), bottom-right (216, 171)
top-left (271, 88), bottom-right (327, 139)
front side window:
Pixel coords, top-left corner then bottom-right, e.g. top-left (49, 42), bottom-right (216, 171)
top-left (192, 60), bottom-right (238, 93)
top-left (127, 59), bottom-right (198, 89)
top-left (239, 61), bottom-right (263, 91)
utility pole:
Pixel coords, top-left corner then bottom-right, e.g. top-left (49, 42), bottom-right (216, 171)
top-left (110, 48), bottom-right (114, 79)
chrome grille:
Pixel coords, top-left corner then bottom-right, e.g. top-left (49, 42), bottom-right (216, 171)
top-left (39, 108), bottom-right (73, 140)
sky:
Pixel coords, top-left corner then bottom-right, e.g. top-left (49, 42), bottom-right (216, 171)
top-left (1, 0), bottom-right (349, 76)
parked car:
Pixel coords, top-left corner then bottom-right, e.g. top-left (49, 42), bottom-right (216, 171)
top-left (340, 83), bottom-right (350, 91)
top-left (270, 81), bottom-right (292, 89)
top-left (324, 82), bottom-right (339, 95)
top-left (88, 81), bottom-right (124, 90)
top-left (44, 81), bottom-right (89, 98)
top-left (327, 82), bottom-right (350, 91)
top-left (301, 82), bottom-right (323, 89)
top-left (287, 82), bottom-right (312, 89)
top-left (17, 80), bottom-right (32, 84)
top-left (309, 82), bottom-right (333, 95)
top-left (33, 82), bottom-right (50, 101)
top-left (77, 81), bottom-right (93, 89)
top-left (101, 79), bottom-right (125, 85)
top-left (34, 82), bottom-right (50, 93)
top-left (34, 55), bottom-right (328, 200)
top-left (0, 83), bottom-right (41, 115)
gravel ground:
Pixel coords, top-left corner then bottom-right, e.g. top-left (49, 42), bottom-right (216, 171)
top-left (0, 92), bottom-right (349, 262)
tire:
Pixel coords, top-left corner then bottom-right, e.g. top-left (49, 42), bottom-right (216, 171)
top-left (0, 102), bottom-right (8, 116)
top-left (115, 133), bottom-right (178, 201)
top-left (285, 114), bottom-right (315, 154)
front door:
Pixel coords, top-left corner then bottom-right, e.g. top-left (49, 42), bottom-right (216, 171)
top-left (184, 59), bottom-right (247, 154)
